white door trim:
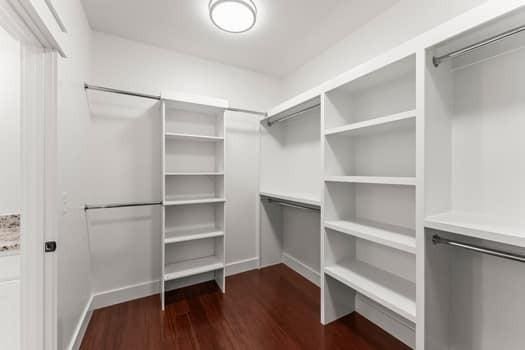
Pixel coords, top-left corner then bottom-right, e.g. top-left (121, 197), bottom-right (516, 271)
top-left (20, 43), bottom-right (47, 350)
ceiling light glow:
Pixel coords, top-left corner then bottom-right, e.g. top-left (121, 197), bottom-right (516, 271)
top-left (209, 0), bottom-right (257, 33)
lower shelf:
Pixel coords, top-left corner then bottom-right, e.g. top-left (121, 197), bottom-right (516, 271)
top-left (164, 256), bottom-right (224, 281)
top-left (165, 228), bottom-right (224, 244)
top-left (324, 259), bottom-right (416, 323)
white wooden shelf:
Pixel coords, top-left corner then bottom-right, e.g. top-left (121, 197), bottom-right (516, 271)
top-left (325, 219), bottom-right (416, 254)
top-left (165, 132), bottom-right (224, 142)
top-left (325, 110), bottom-right (416, 137)
top-left (325, 259), bottom-right (416, 323)
top-left (165, 228), bottom-right (224, 244)
top-left (259, 191), bottom-right (321, 207)
top-left (165, 172), bottom-right (224, 176)
top-left (164, 198), bottom-right (226, 206)
top-left (164, 256), bottom-right (224, 281)
top-left (325, 176), bottom-right (416, 186)
top-left (425, 211), bottom-right (525, 248)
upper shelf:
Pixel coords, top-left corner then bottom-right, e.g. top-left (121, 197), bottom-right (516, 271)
top-left (325, 110), bottom-right (416, 137)
top-left (164, 198), bottom-right (226, 206)
top-left (162, 91), bottom-right (228, 115)
top-left (262, 95), bottom-right (320, 126)
top-left (165, 132), bottom-right (224, 142)
top-left (325, 219), bottom-right (416, 254)
top-left (325, 176), bottom-right (416, 186)
top-left (425, 211), bottom-right (525, 248)
top-left (259, 191), bottom-right (321, 208)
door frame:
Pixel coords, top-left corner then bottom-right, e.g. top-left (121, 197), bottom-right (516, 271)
top-left (0, 1), bottom-right (63, 349)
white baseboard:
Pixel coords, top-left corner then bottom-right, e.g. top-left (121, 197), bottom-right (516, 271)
top-left (226, 257), bottom-right (259, 276)
top-left (91, 280), bottom-right (161, 310)
top-left (88, 257), bottom-right (262, 311)
top-left (356, 294), bottom-right (415, 348)
top-left (282, 253), bottom-right (320, 287)
top-left (68, 295), bottom-right (93, 350)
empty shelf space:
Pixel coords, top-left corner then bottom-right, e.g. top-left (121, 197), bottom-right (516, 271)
top-left (425, 211), bottom-right (525, 248)
top-left (325, 176), bottom-right (416, 186)
top-left (325, 110), bottom-right (416, 137)
top-left (165, 132), bottom-right (224, 142)
top-left (165, 228), bottom-right (224, 244)
top-left (325, 219), bottom-right (416, 254)
top-left (325, 259), bottom-right (416, 322)
top-left (164, 198), bottom-right (226, 206)
top-left (260, 191), bottom-right (321, 207)
top-left (164, 256), bottom-right (224, 281)
top-left (165, 172), bottom-right (224, 176)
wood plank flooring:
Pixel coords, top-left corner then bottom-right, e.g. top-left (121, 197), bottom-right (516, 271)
top-left (80, 264), bottom-right (411, 350)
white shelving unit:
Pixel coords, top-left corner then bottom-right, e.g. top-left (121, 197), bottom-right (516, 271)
top-left (161, 92), bottom-right (229, 310)
top-left (322, 54), bottom-right (417, 348)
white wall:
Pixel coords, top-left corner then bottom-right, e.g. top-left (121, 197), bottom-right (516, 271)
top-left (0, 26), bottom-right (20, 215)
top-left (54, 0), bottom-right (93, 348)
top-left (281, 0), bottom-right (487, 98)
top-left (87, 32), bottom-right (282, 296)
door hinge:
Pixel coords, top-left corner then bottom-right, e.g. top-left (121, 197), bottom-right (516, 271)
top-left (45, 241), bottom-right (57, 253)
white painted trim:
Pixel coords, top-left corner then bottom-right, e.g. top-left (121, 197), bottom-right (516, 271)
top-left (356, 295), bottom-right (415, 348)
top-left (258, 261), bottom-right (282, 269)
top-left (17, 0), bottom-right (68, 56)
top-left (282, 253), bottom-right (320, 287)
top-left (68, 296), bottom-right (93, 350)
top-left (225, 257), bottom-right (259, 276)
top-left (20, 43), bottom-right (46, 350)
top-left (43, 49), bottom-right (58, 350)
top-left (91, 280), bottom-right (161, 310)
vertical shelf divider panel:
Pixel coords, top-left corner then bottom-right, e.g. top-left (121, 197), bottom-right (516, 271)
top-left (161, 93), bottom-right (229, 310)
top-left (321, 54), bottom-right (418, 348)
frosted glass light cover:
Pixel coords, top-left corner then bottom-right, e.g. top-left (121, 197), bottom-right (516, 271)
top-left (209, 0), bottom-right (257, 33)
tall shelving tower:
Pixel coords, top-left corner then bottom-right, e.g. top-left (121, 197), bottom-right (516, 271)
top-left (161, 92), bottom-right (229, 310)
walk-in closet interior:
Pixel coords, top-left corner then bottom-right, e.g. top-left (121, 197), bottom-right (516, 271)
top-left (2, 1), bottom-right (525, 349)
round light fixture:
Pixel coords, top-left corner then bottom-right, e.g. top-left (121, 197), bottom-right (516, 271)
top-left (209, 0), bottom-right (257, 33)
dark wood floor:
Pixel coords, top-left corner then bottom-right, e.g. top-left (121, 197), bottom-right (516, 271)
top-left (81, 264), bottom-right (411, 350)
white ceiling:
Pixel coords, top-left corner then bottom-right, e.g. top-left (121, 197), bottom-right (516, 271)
top-left (81, 0), bottom-right (398, 77)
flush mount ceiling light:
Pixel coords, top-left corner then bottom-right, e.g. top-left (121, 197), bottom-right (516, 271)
top-left (209, 0), bottom-right (257, 33)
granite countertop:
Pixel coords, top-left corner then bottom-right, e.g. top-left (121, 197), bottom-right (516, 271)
top-left (0, 214), bottom-right (20, 252)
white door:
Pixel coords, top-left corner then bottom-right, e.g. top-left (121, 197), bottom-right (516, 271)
top-left (0, 1), bottom-right (60, 349)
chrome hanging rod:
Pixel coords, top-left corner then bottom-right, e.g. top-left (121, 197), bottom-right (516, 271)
top-left (84, 83), bottom-right (161, 100)
top-left (432, 235), bottom-right (525, 263)
top-left (433, 24), bottom-right (525, 67)
top-left (264, 198), bottom-right (320, 212)
top-left (84, 83), bottom-right (267, 116)
top-left (84, 201), bottom-right (162, 211)
top-left (267, 103), bottom-right (321, 126)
